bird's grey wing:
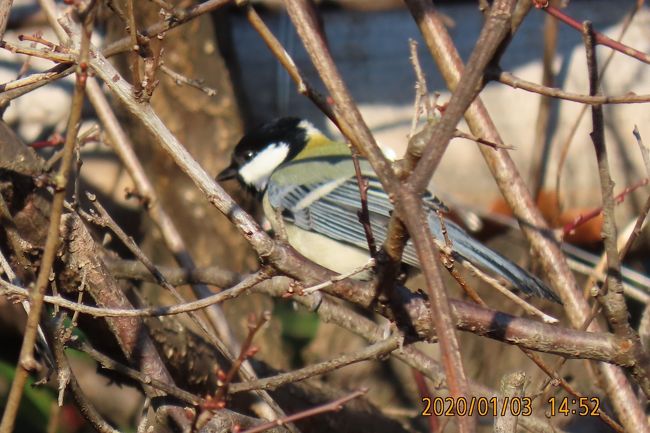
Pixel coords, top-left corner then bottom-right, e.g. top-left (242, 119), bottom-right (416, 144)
top-left (268, 174), bottom-right (449, 263)
top-left (268, 174), bottom-right (559, 302)
top-left (267, 176), bottom-right (375, 251)
top-left (325, 179), bottom-right (559, 301)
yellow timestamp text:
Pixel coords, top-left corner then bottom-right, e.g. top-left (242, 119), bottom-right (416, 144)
top-left (421, 397), bottom-right (533, 417)
top-left (547, 397), bottom-right (601, 417)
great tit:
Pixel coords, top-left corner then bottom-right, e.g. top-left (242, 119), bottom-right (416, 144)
top-left (217, 117), bottom-right (560, 302)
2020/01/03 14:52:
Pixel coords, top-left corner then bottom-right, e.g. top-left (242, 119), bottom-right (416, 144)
top-left (420, 396), bottom-right (601, 417)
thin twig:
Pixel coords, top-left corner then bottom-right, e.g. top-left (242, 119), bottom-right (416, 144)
top-left (350, 151), bottom-right (377, 256)
top-left (528, 1), bottom-right (558, 200)
top-left (0, 268), bottom-right (270, 317)
top-left (50, 318), bottom-right (120, 433)
top-left (242, 1), bottom-right (334, 120)
top-left (125, 0), bottom-right (143, 99)
top-left (439, 252), bottom-right (486, 306)
top-left (583, 21), bottom-right (631, 337)
top-left (301, 259), bottom-right (375, 294)
top-left (18, 33), bottom-right (64, 52)
top-left (238, 389), bottom-right (367, 433)
top-left (212, 312), bottom-right (270, 404)
top-left (103, 0), bottom-right (233, 57)
top-left (407, 0), bottom-right (517, 193)
top-left (460, 259), bottom-right (558, 324)
top-left (0, 0), bottom-right (233, 107)
top-left (633, 125), bottom-right (650, 175)
top-left (160, 64), bottom-right (217, 96)
top-left (69, 340), bottom-right (200, 405)
top-left (494, 371), bottom-right (525, 433)
top-left (581, 206), bottom-right (650, 298)
top-left (77, 195), bottom-right (291, 426)
top-left (0, 40), bottom-right (75, 63)
top-left (404, 1), bottom-right (649, 428)
top-left (495, 70), bottom-right (650, 105)
top-left (562, 177), bottom-right (649, 238)
top-left (534, 1), bottom-right (650, 64)
top-left (0, 5), bottom-right (95, 432)
top-left (553, 0), bottom-right (643, 211)
top-left (0, 0), bottom-right (13, 40)
top-left (408, 38), bottom-right (433, 137)
top-left (0, 274), bottom-right (633, 364)
top-left (230, 335), bottom-right (401, 394)
top-left (523, 350), bottom-right (625, 433)
top-left (0, 247), bottom-right (54, 370)
top-left (583, 18), bottom-right (650, 406)
top-left (0, 63), bottom-right (68, 93)
top-left (452, 129), bottom-right (513, 150)
top-left (85, 77), bottom-right (237, 352)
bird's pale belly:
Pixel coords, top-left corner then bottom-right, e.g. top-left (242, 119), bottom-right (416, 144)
top-left (263, 192), bottom-right (373, 277)
top-left (284, 224), bottom-right (373, 277)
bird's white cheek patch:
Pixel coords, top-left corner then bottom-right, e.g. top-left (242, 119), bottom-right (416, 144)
top-left (298, 119), bottom-right (319, 137)
top-left (239, 142), bottom-right (290, 190)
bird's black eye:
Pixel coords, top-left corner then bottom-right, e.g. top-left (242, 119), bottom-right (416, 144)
top-left (244, 150), bottom-right (255, 161)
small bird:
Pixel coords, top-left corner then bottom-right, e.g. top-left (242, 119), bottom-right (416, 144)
top-left (218, 117), bottom-right (560, 302)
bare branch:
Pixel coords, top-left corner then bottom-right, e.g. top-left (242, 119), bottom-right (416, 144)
top-left (0, 6), bottom-right (95, 431)
top-left (404, 1), bottom-right (650, 429)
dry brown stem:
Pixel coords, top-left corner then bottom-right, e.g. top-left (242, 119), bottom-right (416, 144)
top-left (2, 1), bottom-right (650, 432)
top-left (404, 0), bottom-right (649, 430)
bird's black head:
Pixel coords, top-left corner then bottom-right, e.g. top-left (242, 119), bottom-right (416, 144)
top-left (217, 117), bottom-right (312, 192)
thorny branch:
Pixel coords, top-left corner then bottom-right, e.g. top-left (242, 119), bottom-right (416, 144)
top-left (534, 0), bottom-right (650, 64)
top-left (582, 20), bottom-right (650, 398)
top-left (404, 0), bottom-right (649, 431)
top-left (583, 22), bottom-right (629, 337)
top-left (1, 1), bottom-right (650, 433)
top-left (0, 4), bottom-right (95, 432)
top-left (0, 273), bottom-right (636, 366)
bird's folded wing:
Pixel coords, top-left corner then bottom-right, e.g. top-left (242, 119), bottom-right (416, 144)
top-left (267, 172), bottom-right (560, 302)
top-left (267, 173), bottom-right (442, 267)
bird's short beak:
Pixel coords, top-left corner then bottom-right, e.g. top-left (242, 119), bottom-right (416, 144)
top-left (216, 163), bottom-right (238, 182)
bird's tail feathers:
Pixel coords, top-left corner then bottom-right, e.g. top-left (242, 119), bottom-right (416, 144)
top-left (429, 216), bottom-right (561, 303)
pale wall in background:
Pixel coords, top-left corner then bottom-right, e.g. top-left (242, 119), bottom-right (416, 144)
top-left (232, 1), bottom-right (650, 222)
